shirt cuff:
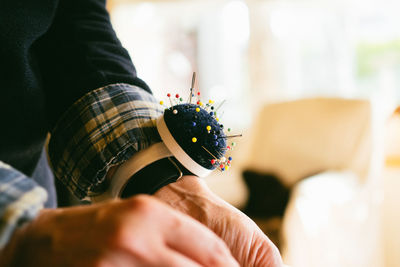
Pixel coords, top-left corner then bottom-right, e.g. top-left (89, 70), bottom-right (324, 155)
top-left (48, 83), bottom-right (164, 199)
top-left (0, 161), bottom-right (47, 248)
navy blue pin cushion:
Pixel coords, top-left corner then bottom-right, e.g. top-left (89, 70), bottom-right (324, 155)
top-left (156, 103), bottom-right (227, 177)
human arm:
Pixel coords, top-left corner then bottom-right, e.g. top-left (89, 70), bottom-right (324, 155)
top-left (32, 1), bottom-right (282, 265)
top-left (0, 150), bottom-right (239, 267)
top-left (33, 0), bottom-right (165, 199)
top-left (0, 0), bottom-right (239, 265)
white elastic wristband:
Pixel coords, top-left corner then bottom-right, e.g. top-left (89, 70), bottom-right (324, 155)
top-left (91, 142), bottom-right (172, 202)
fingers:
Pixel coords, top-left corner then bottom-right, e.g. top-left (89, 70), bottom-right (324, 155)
top-left (164, 211), bottom-right (239, 267)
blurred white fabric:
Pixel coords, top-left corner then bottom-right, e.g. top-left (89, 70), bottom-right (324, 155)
top-left (282, 171), bottom-right (383, 267)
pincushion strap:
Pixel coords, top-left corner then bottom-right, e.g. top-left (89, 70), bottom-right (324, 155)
top-left (91, 142), bottom-right (172, 202)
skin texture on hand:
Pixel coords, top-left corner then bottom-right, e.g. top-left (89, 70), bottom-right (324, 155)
top-left (0, 195), bottom-right (239, 267)
top-left (154, 176), bottom-right (284, 267)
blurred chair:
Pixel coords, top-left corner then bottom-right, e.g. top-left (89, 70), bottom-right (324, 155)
top-left (206, 98), bottom-right (372, 206)
top-left (206, 97), bottom-right (386, 267)
top-left (246, 98), bottom-right (372, 186)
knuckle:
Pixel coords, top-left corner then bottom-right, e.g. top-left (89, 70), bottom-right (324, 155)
top-left (128, 195), bottom-right (156, 214)
top-left (166, 211), bottom-right (182, 228)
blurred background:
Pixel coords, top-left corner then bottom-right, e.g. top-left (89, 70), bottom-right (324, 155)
top-left (107, 0), bottom-right (400, 266)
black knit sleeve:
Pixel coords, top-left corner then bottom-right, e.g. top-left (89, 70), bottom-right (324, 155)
top-left (34, 0), bottom-right (151, 127)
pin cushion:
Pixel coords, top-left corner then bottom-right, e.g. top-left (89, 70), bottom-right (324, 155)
top-left (156, 103), bottom-right (227, 177)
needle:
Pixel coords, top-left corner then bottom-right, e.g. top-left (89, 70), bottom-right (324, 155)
top-left (189, 72), bottom-right (196, 104)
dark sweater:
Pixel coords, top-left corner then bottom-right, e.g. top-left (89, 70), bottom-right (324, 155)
top-left (0, 0), bottom-right (149, 176)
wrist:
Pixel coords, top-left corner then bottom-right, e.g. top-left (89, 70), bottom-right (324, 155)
top-left (154, 175), bottom-right (220, 223)
top-left (95, 143), bottom-right (198, 201)
top-left (154, 175), bottom-right (206, 201)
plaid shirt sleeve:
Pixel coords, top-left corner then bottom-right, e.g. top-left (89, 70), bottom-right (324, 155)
top-left (0, 161), bottom-right (47, 248)
top-left (48, 83), bottom-right (164, 199)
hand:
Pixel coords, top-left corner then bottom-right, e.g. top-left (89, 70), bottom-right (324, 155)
top-left (155, 176), bottom-right (284, 267)
top-left (0, 195), bottom-right (239, 267)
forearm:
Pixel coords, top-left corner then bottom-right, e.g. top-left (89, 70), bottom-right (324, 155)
top-left (48, 83), bottom-right (163, 200)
